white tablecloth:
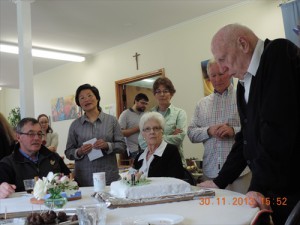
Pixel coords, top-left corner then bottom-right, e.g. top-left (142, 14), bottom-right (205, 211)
top-left (0, 187), bottom-right (259, 225)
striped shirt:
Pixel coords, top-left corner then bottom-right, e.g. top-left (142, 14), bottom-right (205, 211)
top-left (65, 111), bottom-right (126, 186)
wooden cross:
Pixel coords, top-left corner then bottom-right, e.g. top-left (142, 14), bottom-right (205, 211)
top-left (133, 52), bottom-right (140, 70)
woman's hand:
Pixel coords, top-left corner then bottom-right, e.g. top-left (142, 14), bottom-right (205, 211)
top-left (48, 146), bottom-right (57, 152)
top-left (172, 128), bottom-right (182, 135)
top-left (78, 143), bottom-right (93, 156)
top-left (93, 139), bottom-right (109, 151)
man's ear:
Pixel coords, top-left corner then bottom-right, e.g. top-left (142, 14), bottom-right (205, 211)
top-left (237, 36), bottom-right (249, 53)
top-left (16, 133), bottom-right (21, 142)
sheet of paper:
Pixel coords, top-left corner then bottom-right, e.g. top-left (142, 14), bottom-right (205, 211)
top-left (83, 138), bottom-right (103, 161)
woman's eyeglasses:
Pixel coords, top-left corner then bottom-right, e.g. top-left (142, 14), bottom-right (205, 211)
top-left (154, 89), bottom-right (170, 95)
top-left (143, 127), bottom-right (162, 133)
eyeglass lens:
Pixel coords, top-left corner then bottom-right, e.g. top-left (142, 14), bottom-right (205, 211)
top-left (143, 127), bottom-right (161, 132)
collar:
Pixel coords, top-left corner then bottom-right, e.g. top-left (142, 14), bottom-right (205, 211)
top-left (80, 111), bottom-right (102, 124)
top-left (247, 39), bottom-right (264, 76)
top-left (19, 148), bottom-right (39, 163)
top-left (214, 84), bottom-right (233, 95)
top-left (138, 140), bottom-right (167, 161)
top-left (239, 73), bottom-right (252, 87)
top-left (129, 107), bottom-right (142, 115)
top-left (13, 143), bottom-right (52, 163)
top-left (152, 104), bottom-right (173, 115)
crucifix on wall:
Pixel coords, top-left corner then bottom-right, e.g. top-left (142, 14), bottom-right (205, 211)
top-left (133, 52), bottom-right (140, 70)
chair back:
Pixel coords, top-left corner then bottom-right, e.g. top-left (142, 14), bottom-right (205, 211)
top-left (182, 167), bottom-right (197, 186)
top-left (285, 200), bottom-right (300, 225)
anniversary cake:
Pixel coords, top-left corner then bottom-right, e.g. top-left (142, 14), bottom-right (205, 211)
top-left (110, 177), bottom-right (191, 199)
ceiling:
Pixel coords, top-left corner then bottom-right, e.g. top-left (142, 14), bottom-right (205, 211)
top-left (0, 0), bottom-right (249, 89)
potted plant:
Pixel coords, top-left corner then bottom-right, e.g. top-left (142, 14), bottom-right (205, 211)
top-left (8, 107), bottom-right (21, 128)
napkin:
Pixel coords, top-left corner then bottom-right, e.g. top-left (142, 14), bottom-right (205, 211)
top-left (83, 138), bottom-right (103, 161)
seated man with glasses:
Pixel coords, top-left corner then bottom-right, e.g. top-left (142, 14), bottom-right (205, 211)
top-left (0, 117), bottom-right (70, 199)
top-left (132, 112), bottom-right (184, 179)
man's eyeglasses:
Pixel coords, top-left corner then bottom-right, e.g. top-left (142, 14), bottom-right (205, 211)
top-left (143, 126), bottom-right (162, 133)
top-left (19, 132), bottom-right (44, 139)
top-left (154, 89), bottom-right (170, 95)
top-left (138, 101), bottom-right (148, 105)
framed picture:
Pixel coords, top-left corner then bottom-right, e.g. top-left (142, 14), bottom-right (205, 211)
top-left (201, 59), bottom-right (213, 96)
top-left (51, 95), bottom-right (79, 122)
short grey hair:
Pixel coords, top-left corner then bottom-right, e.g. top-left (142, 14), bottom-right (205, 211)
top-left (16, 117), bottom-right (40, 133)
top-left (139, 112), bottom-right (165, 131)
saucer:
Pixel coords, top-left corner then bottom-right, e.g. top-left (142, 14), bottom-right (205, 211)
top-left (121, 213), bottom-right (184, 225)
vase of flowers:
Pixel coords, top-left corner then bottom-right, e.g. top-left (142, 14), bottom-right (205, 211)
top-left (44, 197), bottom-right (67, 209)
top-left (33, 172), bottom-right (79, 209)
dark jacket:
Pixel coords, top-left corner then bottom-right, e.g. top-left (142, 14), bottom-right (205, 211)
top-left (214, 39), bottom-right (300, 196)
top-left (133, 143), bottom-right (184, 179)
top-left (0, 143), bottom-right (70, 192)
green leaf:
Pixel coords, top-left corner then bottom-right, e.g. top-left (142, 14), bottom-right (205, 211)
top-left (8, 107), bottom-right (21, 128)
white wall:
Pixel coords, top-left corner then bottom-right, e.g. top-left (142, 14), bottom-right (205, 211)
top-left (0, 0), bottom-right (285, 162)
top-left (0, 88), bottom-right (20, 117)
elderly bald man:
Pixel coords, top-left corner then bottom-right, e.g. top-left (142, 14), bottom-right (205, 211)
top-left (199, 23), bottom-right (300, 225)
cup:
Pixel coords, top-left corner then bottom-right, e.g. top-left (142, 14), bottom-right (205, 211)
top-left (23, 179), bottom-right (35, 194)
top-left (76, 203), bottom-right (107, 225)
top-left (93, 172), bottom-right (106, 192)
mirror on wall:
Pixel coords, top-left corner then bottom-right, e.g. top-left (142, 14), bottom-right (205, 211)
top-left (115, 69), bottom-right (165, 117)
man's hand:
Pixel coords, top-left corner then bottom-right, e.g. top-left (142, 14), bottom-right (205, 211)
top-left (246, 191), bottom-right (272, 211)
top-left (208, 123), bottom-right (234, 139)
top-left (197, 180), bottom-right (219, 189)
top-left (0, 182), bottom-right (16, 199)
top-left (215, 123), bottom-right (235, 138)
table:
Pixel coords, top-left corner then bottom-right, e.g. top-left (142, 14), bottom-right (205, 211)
top-left (0, 187), bottom-right (259, 225)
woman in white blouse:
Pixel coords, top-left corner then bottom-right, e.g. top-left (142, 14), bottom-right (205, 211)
top-left (133, 112), bottom-right (184, 179)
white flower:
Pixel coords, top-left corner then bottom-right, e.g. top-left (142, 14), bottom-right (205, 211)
top-left (46, 172), bottom-right (55, 182)
top-left (33, 179), bottom-right (48, 200)
top-left (33, 172), bottom-right (79, 199)
top-left (64, 187), bottom-right (77, 196)
top-left (60, 175), bottom-right (70, 183)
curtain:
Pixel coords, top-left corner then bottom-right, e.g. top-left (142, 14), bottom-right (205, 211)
top-left (280, 0), bottom-right (300, 47)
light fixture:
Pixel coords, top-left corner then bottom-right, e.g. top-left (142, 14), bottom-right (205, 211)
top-left (0, 43), bottom-right (85, 62)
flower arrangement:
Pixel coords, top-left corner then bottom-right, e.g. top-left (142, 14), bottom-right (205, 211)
top-left (33, 172), bottom-right (79, 200)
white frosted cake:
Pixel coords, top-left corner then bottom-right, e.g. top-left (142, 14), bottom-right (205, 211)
top-left (110, 177), bottom-right (191, 199)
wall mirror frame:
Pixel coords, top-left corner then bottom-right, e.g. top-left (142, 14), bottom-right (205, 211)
top-left (115, 68), bottom-right (165, 118)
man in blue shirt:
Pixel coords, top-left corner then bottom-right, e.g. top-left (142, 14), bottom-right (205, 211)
top-left (0, 118), bottom-right (70, 198)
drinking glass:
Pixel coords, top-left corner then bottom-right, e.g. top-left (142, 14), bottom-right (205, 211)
top-left (23, 179), bottom-right (35, 194)
top-left (76, 203), bottom-right (107, 225)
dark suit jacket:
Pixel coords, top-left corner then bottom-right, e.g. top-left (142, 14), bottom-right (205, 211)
top-left (214, 39), bottom-right (300, 196)
top-left (133, 143), bottom-right (184, 179)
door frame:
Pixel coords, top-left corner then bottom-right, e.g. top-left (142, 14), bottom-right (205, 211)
top-left (115, 68), bottom-right (165, 117)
